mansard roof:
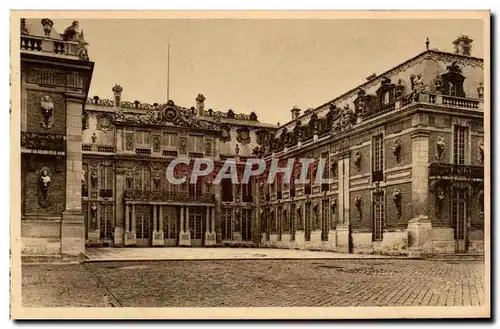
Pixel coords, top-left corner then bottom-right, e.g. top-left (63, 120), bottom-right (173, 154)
top-left (277, 49), bottom-right (483, 132)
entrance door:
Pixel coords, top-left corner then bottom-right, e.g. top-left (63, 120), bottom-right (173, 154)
top-left (452, 189), bottom-right (468, 252)
top-left (163, 206), bottom-right (179, 247)
top-left (136, 205), bottom-right (152, 247)
top-left (189, 207), bottom-right (204, 247)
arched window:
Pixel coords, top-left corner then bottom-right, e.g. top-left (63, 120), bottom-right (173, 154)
top-left (134, 164), bottom-right (151, 191)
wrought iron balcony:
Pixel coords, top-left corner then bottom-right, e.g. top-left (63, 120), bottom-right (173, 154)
top-left (124, 190), bottom-right (215, 203)
top-left (21, 132), bottom-right (65, 152)
top-left (429, 163), bottom-right (484, 180)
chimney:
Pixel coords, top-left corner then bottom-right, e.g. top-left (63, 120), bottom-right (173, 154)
top-left (196, 94), bottom-right (206, 116)
top-left (291, 106), bottom-right (301, 120)
top-left (112, 84), bottom-right (123, 108)
top-left (453, 35), bottom-right (473, 56)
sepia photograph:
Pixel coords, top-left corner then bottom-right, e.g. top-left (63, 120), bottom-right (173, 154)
top-left (10, 10), bottom-right (490, 319)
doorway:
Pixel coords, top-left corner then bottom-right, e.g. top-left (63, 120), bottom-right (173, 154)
top-left (135, 205), bottom-right (152, 247)
top-left (189, 207), bottom-right (204, 247)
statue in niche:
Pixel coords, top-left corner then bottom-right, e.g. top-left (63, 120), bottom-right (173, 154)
top-left (40, 95), bottom-right (54, 129)
top-left (38, 168), bottom-right (51, 207)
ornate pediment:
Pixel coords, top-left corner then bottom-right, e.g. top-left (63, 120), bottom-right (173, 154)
top-left (113, 100), bottom-right (221, 132)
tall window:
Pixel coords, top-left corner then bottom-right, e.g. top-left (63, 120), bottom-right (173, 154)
top-left (163, 132), bottom-right (178, 149)
top-left (381, 90), bottom-right (391, 105)
top-left (99, 165), bottom-right (113, 198)
top-left (189, 135), bottom-right (204, 153)
top-left (99, 203), bottom-right (113, 239)
top-left (454, 126), bottom-right (467, 165)
top-left (136, 131), bottom-right (151, 146)
top-left (242, 209), bottom-right (252, 241)
top-left (373, 192), bottom-right (385, 241)
top-left (305, 202), bottom-right (311, 241)
top-left (242, 181), bottom-right (252, 202)
top-left (163, 206), bottom-right (178, 240)
top-left (134, 165), bottom-right (151, 191)
top-left (372, 134), bottom-right (384, 182)
top-left (221, 208), bottom-right (232, 240)
top-left (221, 178), bottom-right (233, 202)
top-left (189, 177), bottom-right (202, 199)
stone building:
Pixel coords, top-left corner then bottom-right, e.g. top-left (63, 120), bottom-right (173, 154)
top-left (258, 36), bottom-right (485, 256)
top-left (20, 19), bottom-right (94, 257)
top-left (19, 18), bottom-right (485, 258)
top-left (82, 89), bottom-right (275, 248)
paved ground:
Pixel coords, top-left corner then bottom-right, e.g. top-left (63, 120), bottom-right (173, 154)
top-left (84, 247), bottom-right (393, 262)
top-left (22, 258), bottom-right (485, 307)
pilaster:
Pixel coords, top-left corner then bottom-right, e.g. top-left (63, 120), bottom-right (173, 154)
top-left (408, 131), bottom-right (432, 256)
top-left (61, 96), bottom-right (85, 256)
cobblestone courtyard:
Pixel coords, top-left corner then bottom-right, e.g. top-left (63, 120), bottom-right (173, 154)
top-left (22, 259), bottom-right (485, 307)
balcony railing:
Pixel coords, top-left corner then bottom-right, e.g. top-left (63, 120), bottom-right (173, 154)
top-left (21, 35), bottom-right (80, 58)
top-left (429, 163), bottom-right (484, 180)
top-left (98, 146), bottom-right (115, 153)
top-left (362, 92), bottom-right (482, 120)
top-left (21, 132), bottom-right (65, 152)
top-left (124, 190), bottom-right (216, 202)
top-left (136, 148), bottom-right (151, 155)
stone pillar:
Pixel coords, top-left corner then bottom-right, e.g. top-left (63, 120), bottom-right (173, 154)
top-left (336, 155), bottom-right (351, 253)
top-left (211, 207), bottom-right (216, 233)
top-left (125, 204), bottom-right (129, 232)
top-left (61, 96), bottom-right (85, 256)
top-left (152, 205), bottom-right (164, 246)
top-left (114, 168), bottom-right (125, 246)
top-left (179, 206), bottom-right (191, 246)
top-left (205, 206), bottom-right (216, 246)
top-left (131, 204), bottom-right (136, 235)
top-left (408, 131), bottom-right (432, 256)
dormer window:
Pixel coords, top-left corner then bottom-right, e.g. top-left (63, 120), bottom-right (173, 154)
top-left (441, 62), bottom-right (466, 98)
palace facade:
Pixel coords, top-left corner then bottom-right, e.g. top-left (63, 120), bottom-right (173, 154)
top-left (19, 18), bottom-right (485, 258)
top-left (258, 36), bottom-right (485, 256)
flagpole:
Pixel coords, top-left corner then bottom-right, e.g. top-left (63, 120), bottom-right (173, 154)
top-left (167, 35), bottom-right (171, 103)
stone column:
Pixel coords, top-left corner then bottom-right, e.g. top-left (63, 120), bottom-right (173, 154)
top-left (131, 204), bottom-right (136, 235)
top-left (336, 155), bottom-right (351, 253)
top-left (179, 206), bottom-right (191, 246)
top-left (61, 96), bottom-right (85, 256)
top-left (152, 205), bottom-right (164, 246)
top-left (408, 131), bottom-right (432, 256)
top-left (211, 207), bottom-right (216, 233)
top-left (114, 168), bottom-right (125, 246)
top-left (125, 204), bottom-right (129, 232)
top-left (205, 206), bottom-right (216, 246)
top-left (158, 206), bottom-right (164, 233)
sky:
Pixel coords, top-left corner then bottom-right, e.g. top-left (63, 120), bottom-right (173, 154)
top-left (54, 18), bottom-right (483, 125)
